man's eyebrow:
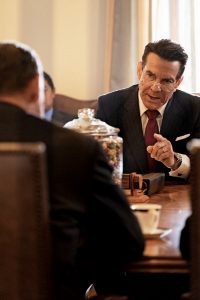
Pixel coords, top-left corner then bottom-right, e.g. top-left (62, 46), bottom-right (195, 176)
top-left (146, 70), bottom-right (175, 81)
top-left (145, 70), bottom-right (154, 75)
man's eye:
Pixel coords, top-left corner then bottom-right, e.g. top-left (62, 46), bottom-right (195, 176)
top-left (163, 79), bottom-right (174, 85)
top-left (146, 73), bottom-right (155, 79)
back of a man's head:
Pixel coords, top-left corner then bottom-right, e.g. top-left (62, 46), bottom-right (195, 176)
top-left (0, 41), bottom-right (45, 116)
top-left (0, 42), bottom-right (41, 95)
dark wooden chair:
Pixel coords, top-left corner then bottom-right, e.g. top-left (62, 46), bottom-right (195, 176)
top-left (182, 140), bottom-right (200, 300)
top-left (0, 142), bottom-right (53, 300)
top-left (53, 93), bottom-right (98, 125)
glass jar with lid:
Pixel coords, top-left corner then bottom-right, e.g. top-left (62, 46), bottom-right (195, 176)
top-left (64, 108), bottom-right (123, 185)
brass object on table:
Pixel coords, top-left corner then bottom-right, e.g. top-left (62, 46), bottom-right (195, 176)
top-left (122, 173), bottom-right (149, 203)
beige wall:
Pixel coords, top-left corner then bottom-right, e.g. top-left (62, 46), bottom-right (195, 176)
top-left (0, 0), bottom-right (107, 99)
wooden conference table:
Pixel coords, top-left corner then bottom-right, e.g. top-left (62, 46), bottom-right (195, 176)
top-left (125, 183), bottom-right (191, 300)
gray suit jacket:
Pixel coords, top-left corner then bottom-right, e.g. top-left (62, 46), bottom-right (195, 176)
top-left (96, 84), bottom-right (200, 174)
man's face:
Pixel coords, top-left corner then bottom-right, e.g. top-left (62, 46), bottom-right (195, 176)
top-left (137, 53), bottom-right (183, 110)
top-left (44, 80), bottom-right (55, 112)
top-left (38, 73), bottom-right (45, 117)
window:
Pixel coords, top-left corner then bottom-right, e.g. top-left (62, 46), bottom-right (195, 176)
top-left (151, 0), bottom-right (200, 93)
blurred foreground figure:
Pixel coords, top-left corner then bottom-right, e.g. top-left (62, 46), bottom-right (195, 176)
top-left (0, 40), bottom-right (144, 300)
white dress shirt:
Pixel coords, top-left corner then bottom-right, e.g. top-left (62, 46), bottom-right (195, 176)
top-left (138, 94), bottom-right (190, 178)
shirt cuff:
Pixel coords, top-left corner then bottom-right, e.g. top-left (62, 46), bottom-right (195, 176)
top-left (169, 153), bottom-right (190, 178)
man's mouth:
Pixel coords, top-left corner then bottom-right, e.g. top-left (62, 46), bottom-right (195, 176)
top-left (148, 94), bottom-right (160, 101)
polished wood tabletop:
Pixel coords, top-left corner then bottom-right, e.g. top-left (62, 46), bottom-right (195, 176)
top-left (126, 183), bottom-right (191, 273)
top-left (145, 183), bottom-right (191, 257)
top-left (125, 183), bottom-right (191, 299)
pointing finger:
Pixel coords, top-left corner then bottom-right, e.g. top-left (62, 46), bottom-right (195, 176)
top-left (153, 133), bottom-right (167, 142)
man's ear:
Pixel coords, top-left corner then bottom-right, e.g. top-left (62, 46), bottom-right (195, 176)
top-left (52, 89), bottom-right (56, 99)
top-left (175, 76), bottom-right (183, 89)
top-left (23, 77), bottom-right (39, 105)
top-left (137, 62), bottom-right (143, 80)
top-left (29, 77), bottom-right (39, 103)
top-left (25, 76), bottom-right (42, 117)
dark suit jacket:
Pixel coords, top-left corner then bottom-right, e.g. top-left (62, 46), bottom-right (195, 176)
top-left (0, 102), bottom-right (144, 300)
top-left (52, 108), bottom-right (72, 126)
top-left (96, 85), bottom-right (200, 174)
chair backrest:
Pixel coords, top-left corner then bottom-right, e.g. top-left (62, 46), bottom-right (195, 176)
top-left (0, 142), bottom-right (53, 300)
top-left (53, 93), bottom-right (98, 123)
top-left (188, 140), bottom-right (200, 300)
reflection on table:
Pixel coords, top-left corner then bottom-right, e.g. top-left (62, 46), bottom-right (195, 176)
top-left (125, 183), bottom-right (191, 300)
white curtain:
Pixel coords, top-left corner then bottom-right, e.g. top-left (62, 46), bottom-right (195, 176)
top-left (103, 0), bottom-right (137, 92)
top-left (104, 0), bottom-right (200, 94)
top-left (151, 0), bottom-right (200, 93)
top-left (103, 0), bottom-right (152, 92)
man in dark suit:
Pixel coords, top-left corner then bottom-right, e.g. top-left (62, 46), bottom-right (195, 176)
top-left (44, 71), bottom-right (56, 121)
top-left (96, 39), bottom-right (200, 178)
top-left (44, 71), bottom-right (69, 126)
top-left (0, 41), bottom-right (144, 299)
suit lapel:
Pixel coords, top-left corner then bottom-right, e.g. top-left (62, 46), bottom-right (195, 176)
top-left (121, 86), bottom-right (148, 172)
top-left (160, 95), bottom-right (185, 140)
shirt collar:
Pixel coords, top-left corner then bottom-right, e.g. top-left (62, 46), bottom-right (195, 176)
top-left (45, 108), bottom-right (53, 121)
top-left (138, 92), bottom-right (168, 117)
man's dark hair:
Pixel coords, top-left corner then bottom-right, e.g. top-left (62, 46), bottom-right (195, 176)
top-left (0, 43), bottom-right (38, 94)
top-left (43, 71), bottom-right (55, 91)
top-left (142, 39), bottom-right (188, 79)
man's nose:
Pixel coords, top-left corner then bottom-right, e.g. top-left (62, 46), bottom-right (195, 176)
top-left (151, 81), bottom-right (162, 91)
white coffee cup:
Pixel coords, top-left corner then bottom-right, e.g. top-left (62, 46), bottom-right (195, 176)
top-left (130, 203), bottom-right (161, 234)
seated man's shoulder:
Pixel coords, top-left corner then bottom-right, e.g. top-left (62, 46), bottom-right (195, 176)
top-left (173, 90), bottom-right (200, 114)
top-left (52, 108), bottom-right (71, 126)
top-left (99, 85), bottom-right (137, 100)
top-left (175, 89), bottom-right (200, 103)
top-left (40, 117), bottom-right (96, 148)
top-left (55, 123), bottom-right (100, 154)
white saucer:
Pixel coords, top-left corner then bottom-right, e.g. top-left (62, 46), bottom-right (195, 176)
top-left (144, 228), bottom-right (172, 239)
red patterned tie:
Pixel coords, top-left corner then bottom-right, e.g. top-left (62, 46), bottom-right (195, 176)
top-left (144, 110), bottom-right (159, 172)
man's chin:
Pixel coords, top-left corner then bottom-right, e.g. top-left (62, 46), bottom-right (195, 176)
top-left (144, 100), bottom-right (162, 110)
